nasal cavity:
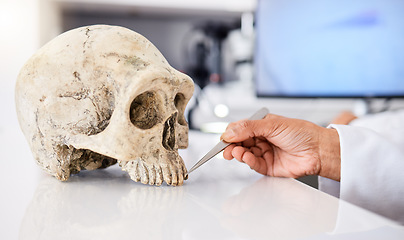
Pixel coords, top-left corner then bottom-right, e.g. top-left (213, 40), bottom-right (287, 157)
top-left (162, 113), bottom-right (177, 151)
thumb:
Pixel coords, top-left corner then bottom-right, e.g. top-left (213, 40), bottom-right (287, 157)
top-left (221, 119), bottom-right (266, 143)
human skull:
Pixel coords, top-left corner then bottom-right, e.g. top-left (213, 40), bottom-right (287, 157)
top-left (15, 25), bottom-right (194, 186)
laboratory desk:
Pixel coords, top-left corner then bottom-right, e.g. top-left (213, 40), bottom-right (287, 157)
top-left (1, 128), bottom-right (404, 240)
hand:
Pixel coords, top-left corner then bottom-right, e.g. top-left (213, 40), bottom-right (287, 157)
top-left (221, 114), bottom-right (341, 181)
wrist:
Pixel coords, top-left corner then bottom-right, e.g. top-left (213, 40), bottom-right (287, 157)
top-left (318, 128), bottom-right (341, 181)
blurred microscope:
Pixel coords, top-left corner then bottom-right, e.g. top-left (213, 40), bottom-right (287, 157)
top-left (184, 13), bottom-right (255, 131)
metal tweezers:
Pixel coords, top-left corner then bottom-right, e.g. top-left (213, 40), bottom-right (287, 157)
top-left (187, 107), bottom-right (269, 175)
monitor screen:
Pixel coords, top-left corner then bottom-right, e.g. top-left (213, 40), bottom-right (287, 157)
top-left (254, 0), bottom-right (404, 98)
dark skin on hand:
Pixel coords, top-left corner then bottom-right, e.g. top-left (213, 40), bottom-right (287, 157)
top-left (221, 111), bottom-right (357, 181)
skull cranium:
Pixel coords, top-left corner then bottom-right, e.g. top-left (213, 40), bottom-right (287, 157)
top-left (15, 25), bottom-right (194, 186)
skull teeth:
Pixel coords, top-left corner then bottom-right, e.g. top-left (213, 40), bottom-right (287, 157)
top-left (120, 159), bottom-right (185, 186)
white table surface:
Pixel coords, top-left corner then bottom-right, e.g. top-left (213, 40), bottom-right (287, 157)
top-left (1, 126), bottom-right (404, 240)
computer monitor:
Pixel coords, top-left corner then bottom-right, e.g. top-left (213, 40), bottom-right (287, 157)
top-left (254, 0), bottom-right (404, 98)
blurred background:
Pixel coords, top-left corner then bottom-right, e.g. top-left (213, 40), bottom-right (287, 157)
top-left (2, 0), bottom-right (404, 187)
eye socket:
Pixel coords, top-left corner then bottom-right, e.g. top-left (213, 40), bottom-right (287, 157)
top-left (129, 91), bottom-right (162, 129)
top-left (174, 93), bottom-right (187, 126)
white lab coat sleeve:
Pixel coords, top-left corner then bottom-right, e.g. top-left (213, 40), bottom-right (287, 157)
top-left (319, 110), bottom-right (404, 224)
